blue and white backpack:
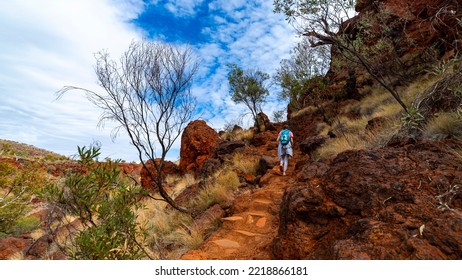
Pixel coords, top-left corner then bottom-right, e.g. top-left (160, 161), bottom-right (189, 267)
top-left (280, 129), bottom-right (290, 145)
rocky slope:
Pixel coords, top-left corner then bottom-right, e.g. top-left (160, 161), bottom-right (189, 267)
top-left (274, 138), bottom-right (462, 259)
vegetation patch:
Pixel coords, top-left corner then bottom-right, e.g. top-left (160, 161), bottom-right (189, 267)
top-left (424, 112), bottom-right (462, 140)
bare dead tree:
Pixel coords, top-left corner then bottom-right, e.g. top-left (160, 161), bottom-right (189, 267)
top-left (57, 40), bottom-right (199, 212)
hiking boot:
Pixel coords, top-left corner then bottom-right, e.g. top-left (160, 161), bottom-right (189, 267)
top-left (283, 172), bottom-right (286, 176)
top-left (279, 165), bottom-right (283, 173)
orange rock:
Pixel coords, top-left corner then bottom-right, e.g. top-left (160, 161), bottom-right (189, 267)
top-left (179, 120), bottom-right (220, 176)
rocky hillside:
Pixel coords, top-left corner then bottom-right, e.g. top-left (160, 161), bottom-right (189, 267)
top-left (0, 139), bottom-right (68, 161)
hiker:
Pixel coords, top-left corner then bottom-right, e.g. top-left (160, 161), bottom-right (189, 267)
top-left (277, 124), bottom-right (293, 176)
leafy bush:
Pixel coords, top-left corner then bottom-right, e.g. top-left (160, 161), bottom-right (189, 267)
top-left (0, 162), bottom-right (47, 237)
top-left (400, 105), bottom-right (425, 135)
top-left (41, 146), bottom-right (149, 260)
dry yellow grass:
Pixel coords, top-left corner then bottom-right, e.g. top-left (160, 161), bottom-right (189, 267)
top-left (424, 112), bottom-right (462, 140)
top-left (316, 133), bottom-right (367, 159)
top-left (221, 129), bottom-right (254, 142)
top-left (8, 251), bottom-right (25, 260)
top-left (215, 169), bottom-right (240, 190)
top-left (168, 173), bottom-right (196, 200)
top-left (332, 115), bottom-right (369, 135)
top-left (234, 129), bottom-right (254, 141)
top-left (168, 226), bottom-right (204, 250)
top-left (316, 74), bottom-right (441, 159)
top-left (449, 146), bottom-right (462, 163)
top-left (316, 122), bottom-right (331, 135)
top-left (136, 200), bottom-right (193, 259)
top-left (401, 74), bottom-right (444, 105)
top-left (30, 228), bottom-right (46, 240)
top-left (357, 88), bottom-right (394, 116)
top-left (371, 101), bottom-right (404, 119)
top-left (317, 110), bottom-right (400, 159)
top-left (231, 153), bottom-right (259, 175)
top-left (191, 169), bottom-right (239, 212)
top-left (290, 105), bottom-right (317, 118)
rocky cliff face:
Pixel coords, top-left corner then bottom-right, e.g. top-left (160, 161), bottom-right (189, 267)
top-left (355, 0), bottom-right (461, 57)
top-left (326, 0), bottom-right (461, 89)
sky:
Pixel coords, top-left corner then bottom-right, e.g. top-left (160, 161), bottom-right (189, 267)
top-left (0, 0), bottom-right (298, 162)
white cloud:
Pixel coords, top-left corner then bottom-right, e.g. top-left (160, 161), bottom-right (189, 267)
top-left (192, 0), bottom-right (297, 128)
top-left (0, 0), bottom-right (145, 161)
top-left (0, 0), bottom-right (297, 162)
top-left (164, 0), bottom-right (205, 17)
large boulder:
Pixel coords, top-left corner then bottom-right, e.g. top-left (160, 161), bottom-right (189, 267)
top-left (273, 139), bottom-right (462, 259)
top-left (179, 120), bottom-right (220, 176)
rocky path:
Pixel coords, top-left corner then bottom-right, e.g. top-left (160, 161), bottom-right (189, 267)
top-left (181, 162), bottom-right (297, 260)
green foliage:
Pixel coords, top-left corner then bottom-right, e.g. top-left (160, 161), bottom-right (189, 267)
top-left (274, 39), bottom-right (330, 109)
top-left (0, 162), bottom-right (47, 237)
top-left (400, 106), bottom-right (425, 133)
top-left (6, 216), bottom-right (40, 238)
top-left (227, 64), bottom-right (270, 131)
top-left (272, 110), bottom-right (285, 122)
top-left (273, 0), bottom-right (356, 31)
top-left (42, 145), bottom-right (149, 260)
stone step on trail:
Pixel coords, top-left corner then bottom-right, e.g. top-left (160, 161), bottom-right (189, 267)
top-left (251, 198), bottom-right (273, 211)
top-left (221, 216), bottom-right (243, 222)
top-left (256, 217), bottom-right (267, 228)
top-left (233, 230), bottom-right (263, 237)
top-left (212, 239), bottom-right (240, 248)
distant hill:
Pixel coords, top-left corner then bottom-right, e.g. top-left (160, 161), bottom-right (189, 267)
top-left (0, 139), bottom-right (68, 161)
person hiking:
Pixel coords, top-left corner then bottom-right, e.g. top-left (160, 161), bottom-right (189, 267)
top-left (277, 124), bottom-right (293, 176)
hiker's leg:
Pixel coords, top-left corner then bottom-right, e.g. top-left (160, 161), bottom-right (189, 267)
top-left (283, 155), bottom-right (289, 173)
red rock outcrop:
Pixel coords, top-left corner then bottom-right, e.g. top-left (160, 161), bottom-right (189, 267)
top-left (273, 139), bottom-right (462, 259)
top-left (119, 162), bottom-right (142, 178)
top-left (179, 120), bottom-right (220, 175)
top-left (140, 159), bottom-right (180, 190)
top-left (0, 237), bottom-right (32, 260)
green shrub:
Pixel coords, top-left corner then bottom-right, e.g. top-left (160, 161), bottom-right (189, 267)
top-left (0, 162), bottom-right (47, 237)
top-left (400, 105), bottom-right (425, 134)
top-left (8, 216), bottom-right (40, 236)
top-left (41, 146), bottom-right (149, 260)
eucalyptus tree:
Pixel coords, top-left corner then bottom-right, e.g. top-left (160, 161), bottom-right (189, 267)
top-left (227, 64), bottom-right (270, 132)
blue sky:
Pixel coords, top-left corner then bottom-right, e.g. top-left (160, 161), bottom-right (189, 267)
top-left (0, 0), bottom-right (298, 162)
